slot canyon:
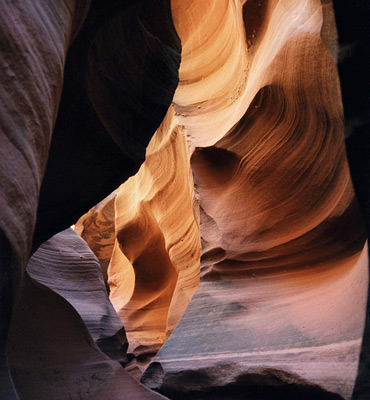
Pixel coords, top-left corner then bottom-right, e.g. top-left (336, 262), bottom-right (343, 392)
top-left (1, 1), bottom-right (370, 399)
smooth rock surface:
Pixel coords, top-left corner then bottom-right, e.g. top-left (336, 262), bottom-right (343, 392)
top-left (75, 191), bottom-right (117, 290)
top-left (143, 246), bottom-right (368, 399)
top-left (0, 1), bottom-right (86, 397)
top-left (141, 1), bottom-right (368, 399)
top-left (27, 228), bottom-right (127, 364)
top-left (109, 108), bottom-right (201, 376)
top-left (0, 1), bottom-right (180, 397)
top-left (7, 273), bottom-right (168, 400)
top-left (1, 0), bottom-right (369, 399)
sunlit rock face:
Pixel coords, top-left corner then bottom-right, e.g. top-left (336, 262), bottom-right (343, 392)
top-left (107, 109), bottom-right (201, 376)
top-left (76, 191), bottom-right (117, 290)
top-left (1, 0), bottom-right (368, 399)
top-left (141, 1), bottom-right (368, 399)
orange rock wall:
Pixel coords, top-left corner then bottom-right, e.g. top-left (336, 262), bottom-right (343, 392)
top-left (73, 1), bottom-right (368, 397)
top-left (75, 191), bottom-right (117, 289)
top-left (141, 1), bottom-right (369, 399)
top-left (108, 109), bottom-right (201, 371)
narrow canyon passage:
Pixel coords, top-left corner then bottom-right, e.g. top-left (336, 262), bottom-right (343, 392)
top-left (1, 1), bottom-right (369, 399)
top-left (80, 0), bottom-right (369, 398)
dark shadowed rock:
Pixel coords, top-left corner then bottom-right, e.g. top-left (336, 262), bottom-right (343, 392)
top-left (27, 228), bottom-right (128, 364)
top-left (7, 273), bottom-right (168, 399)
top-left (0, 1), bottom-right (180, 397)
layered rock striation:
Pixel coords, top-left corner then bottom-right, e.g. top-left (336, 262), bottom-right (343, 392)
top-left (1, 0), bottom-right (369, 399)
top-left (7, 274), bottom-right (167, 400)
top-left (141, 1), bottom-right (368, 399)
top-left (26, 228), bottom-right (127, 363)
top-left (76, 191), bottom-right (117, 290)
top-left (0, 2), bottom-right (89, 397)
top-left (7, 228), bottom-right (169, 399)
top-left (0, 1), bottom-right (180, 398)
top-left (108, 109), bottom-right (201, 375)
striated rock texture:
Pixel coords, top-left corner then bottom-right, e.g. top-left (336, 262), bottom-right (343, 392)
top-left (0, 2), bottom-right (89, 397)
top-left (108, 108), bottom-right (201, 376)
top-left (142, 1), bottom-right (368, 399)
top-left (0, 0), bottom-right (180, 399)
top-left (1, 0), bottom-right (369, 399)
top-left (6, 228), bottom-right (168, 399)
top-left (75, 191), bottom-right (117, 290)
top-left (7, 273), bottom-right (168, 400)
top-left (26, 228), bottom-right (127, 364)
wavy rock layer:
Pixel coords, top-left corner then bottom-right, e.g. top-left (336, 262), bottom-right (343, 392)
top-left (0, 1), bottom-right (180, 398)
top-left (142, 1), bottom-right (368, 399)
top-left (7, 273), bottom-right (168, 400)
top-left (26, 228), bottom-right (127, 363)
top-left (75, 191), bottom-right (117, 290)
top-left (0, 2), bottom-right (86, 397)
top-left (108, 109), bottom-right (201, 376)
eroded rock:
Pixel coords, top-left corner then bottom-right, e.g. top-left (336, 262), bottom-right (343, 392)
top-left (109, 109), bottom-right (201, 375)
top-left (27, 228), bottom-right (127, 364)
top-left (7, 273), bottom-right (167, 400)
top-left (141, 1), bottom-right (368, 399)
top-left (0, 1), bottom-right (180, 397)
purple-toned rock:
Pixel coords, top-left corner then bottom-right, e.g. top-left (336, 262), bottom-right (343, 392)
top-left (27, 228), bottom-right (127, 364)
top-left (7, 273), bottom-right (168, 399)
